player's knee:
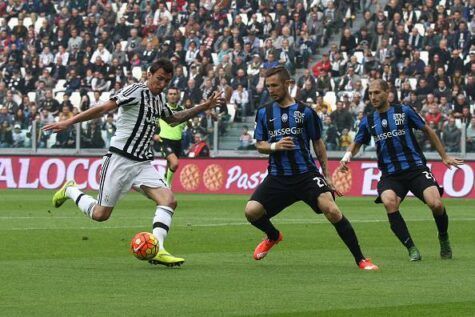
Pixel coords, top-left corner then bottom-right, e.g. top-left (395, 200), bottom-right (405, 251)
top-left (244, 204), bottom-right (264, 222)
top-left (322, 205), bottom-right (341, 221)
top-left (427, 199), bottom-right (444, 213)
top-left (92, 210), bottom-right (111, 222)
top-left (382, 195), bottom-right (399, 212)
top-left (162, 197), bottom-right (178, 210)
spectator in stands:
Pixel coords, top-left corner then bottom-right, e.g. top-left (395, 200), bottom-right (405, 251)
top-left (297, 80), bottom-right (317, 104)
top-left (442, 116), bottom-right (462, 152)
top-left (230, 84), bottom-right (249, 121)
top-left (188, 133), bottom-right (210, 158)
top-left (12, 123), bottom-right (25, 148)
top-left (322, 116), bottom-right (339, 151)
top-left (0, 121), bottom-right (13, 148)
top-left (340, 28), bottom-right (357, 54)
top-left (330, 101), bottom-right (353, 133)
top-left (312, 53), bottom-right (331, 77)
top-left (466, 118), bottom-right (475, 152)
top-left (81, 119), bottom-right (105, 149)
top-left (238, 126), bottom-right (253, 150)
top-left (40, 89), bottom-right (60, 116)
top-left (339, 128), bottom-right (352, 150)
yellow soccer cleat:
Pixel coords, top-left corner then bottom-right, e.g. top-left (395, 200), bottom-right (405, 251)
top-left (52, 180), bottom-right (77, 208)
top-left (148, 249), bottom-right (185, 267)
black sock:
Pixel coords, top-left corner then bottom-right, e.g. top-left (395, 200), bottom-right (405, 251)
top-left (250, 215), bottom-right (280, 241)
top-left (387, 211), bottom-right (415, 249)
top-left (433, 208), bottom-right (449, 238)
top-left (333, 216), bottom-right (365, 264)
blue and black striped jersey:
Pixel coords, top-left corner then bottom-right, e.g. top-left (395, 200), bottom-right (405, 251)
top-left (254, 101), bottom-right (322, 176)
top-left (354, 104), bottom-right (427, 175)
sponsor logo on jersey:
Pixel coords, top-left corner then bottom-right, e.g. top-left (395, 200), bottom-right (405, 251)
top-left (281, 113), bottom-right (288, 123)
top-left (294, 111), bottom-right (304, 124)
top-left (393, 113), bottom-right (406, 125)
top-left (374, 129), bottom-right (406, 142)
top-left (381, 119), bottom-right (388, 127)
top-left (269, 127), bottom-right (304, 138)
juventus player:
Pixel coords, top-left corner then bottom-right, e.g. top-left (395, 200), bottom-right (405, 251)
top-left (43, 59), bottom-right (225, 267)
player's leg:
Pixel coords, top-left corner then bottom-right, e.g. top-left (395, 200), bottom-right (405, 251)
top-left (379, 188), bottom-right (421, 261)
top-left (134, 163), bottom-right (184, 266)
top-left (53, 154), bottom-right (121, 222)
top-left (165, 152), bottom-right (179, 187)
top-left (410, 171), bottom-right (452, 259)
top-left (245, 176), bottom-right (294, 260)
top-left (315, 192), bottom-right (378, 270)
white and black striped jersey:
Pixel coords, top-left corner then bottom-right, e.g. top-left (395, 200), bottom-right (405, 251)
top-left (109, 83), bottom-right (173, 161)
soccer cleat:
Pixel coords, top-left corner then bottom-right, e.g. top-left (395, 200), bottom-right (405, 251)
top-left (408, 246), bottom-right (422, 261)
top-left (358, 258), bottom-right (379, 271)
top-left (148, 249), bottom-right (185, 267)
top-left (438, 234), bottom-right (452, 259)
top-left (253, 232), bottom-right (283, 260)
top-left (52, 180), bottom-right (77, 208)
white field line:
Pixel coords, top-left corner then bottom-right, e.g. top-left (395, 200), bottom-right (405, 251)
top-left (1, 218), bottom-right (475, 231)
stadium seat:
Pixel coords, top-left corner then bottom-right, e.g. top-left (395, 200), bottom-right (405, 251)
top-left (179, 26), bottom-right (186, 35)
top-left (269, 12), bottom-right (276, 20)
top-left (414, 10), bottom-right (421, 21)
top-left (420, 51), bottom-right (429, 65)
top-left (211, 53), bottom-right (219, 65)
top-left (46, 133), bottom-right (57, 148)
top-left (226, 104), bottom-right (236, 123)
top-left (182, 66), bottom-right (188, 78)
top-left (70, 92), bottom-right (81, 108)
top-left (354, 51), bottom-right (364, 64)
top-left (323, 91), bottom-right (337, 111)
top-left (34, 17), bottom-right (46, 34)
top-left (7, 18), bottom-right (18, 30)
top-left (54, 92), bottom-right (64, 104)
top-left (414, 23), bottom-right (426, 36)
top-left (13, 93), bottom-right (22, 106)
top-left (132, 67), bottom-right (142, 80)
top-left (120, 40), bottom-right (128, 52)
top-left (239, 13), bottom-right (248, 25)
top-left (20, 67), bottom-right (26, 77)
top-left (100, 92), bottom-right (111, 102)
top-left (255, 12), bottom-right (263, 23)
top-left (227, 13), bottom-right (233, 26)
top-left (27, 92), bottom-right (36, 103)
top-left (23, 17), bottom-right (33, 28)
top-left (408, 78), bottom-right (417, 90)
top-left (361, 78), bottom-right (369, 89)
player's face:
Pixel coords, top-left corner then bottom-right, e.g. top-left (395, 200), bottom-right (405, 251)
top-left (368, 83), bottom-right (388, 109)
top-left (148, 68), bottom-right (172, 95)
top-left (265, 74), bottom-right (290, 103)
top-left (167, 89), bottom-right (180, 103)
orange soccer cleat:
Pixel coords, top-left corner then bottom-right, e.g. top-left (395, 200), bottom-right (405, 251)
top-left (358, 258), bottom-right (379, 271)
top-left (253, 232), bottom-right (283, 260)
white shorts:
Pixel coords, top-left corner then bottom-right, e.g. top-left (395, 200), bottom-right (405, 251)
top-left (97, 153), bottom-right (168, 207)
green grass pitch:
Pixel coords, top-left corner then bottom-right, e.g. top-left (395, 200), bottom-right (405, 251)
top-left (1, 190), bottom-right (474, 316)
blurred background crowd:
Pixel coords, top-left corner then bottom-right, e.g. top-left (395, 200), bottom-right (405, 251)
top-left (0, 0), bottom-right (474, 154)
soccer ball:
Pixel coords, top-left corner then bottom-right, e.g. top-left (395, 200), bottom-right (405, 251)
top-left (130, 232), bottom-right (159, 260)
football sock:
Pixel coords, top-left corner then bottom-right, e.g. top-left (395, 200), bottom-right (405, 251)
top-left (66, 187), bottom-right (97, 219)
top-left (387, 211), bottom-right (415, 249)
top-left (250, 215), bottom-right (280, 241)
top-left (152, 205), bottom-right (174, 250)
top-left (332, 216), bottom-right (365, 264)
top-left (433, 208), bottom-right (448, 238)
top-left (166, 168), bottom-right (175, 187)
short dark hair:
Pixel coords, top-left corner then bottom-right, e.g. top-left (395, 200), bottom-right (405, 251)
top-left (265, 66), bottom-right (290, 81)
top-left (149, 58), bottom-right (174, 75)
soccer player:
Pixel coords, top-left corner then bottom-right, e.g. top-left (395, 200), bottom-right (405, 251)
top-left (245, 66), bottom-right (378, 270)
top-left (339, 79), bottom-right (463, 261)
top-left (154, 87), bottom-right (186, 186)
top-left (43, 59), bottom-right (225, 267)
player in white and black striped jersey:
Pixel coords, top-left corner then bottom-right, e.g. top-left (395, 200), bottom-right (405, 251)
top-left (44, 59), bottom-right (226, 267)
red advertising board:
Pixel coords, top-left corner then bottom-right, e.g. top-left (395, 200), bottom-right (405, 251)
top-left (0, 156), bottom-right (474, 198)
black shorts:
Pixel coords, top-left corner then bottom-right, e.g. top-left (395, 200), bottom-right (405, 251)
top-left (159, 139), bottom-right (182, 158)
top-left (376, 166), bottom-right (443, 204)
top-left (250, 171), bottom-right (333, 217)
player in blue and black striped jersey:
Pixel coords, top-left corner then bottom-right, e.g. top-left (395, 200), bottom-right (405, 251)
top-left (245, 66), bottom-right (378, 270)
top-left (340, 79), bottom-right (463, 261)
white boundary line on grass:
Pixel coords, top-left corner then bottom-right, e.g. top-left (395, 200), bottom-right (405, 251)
top-left (2, 218), bottom-right (475, 231)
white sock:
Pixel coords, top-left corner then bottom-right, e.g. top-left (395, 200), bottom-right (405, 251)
top-left (152, 205), bottom-right (174, 250)
top-left (66, 187), bottom-right (97, 219)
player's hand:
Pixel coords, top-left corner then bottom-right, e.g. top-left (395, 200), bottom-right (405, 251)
top-left (153, 135), bottom-right (162, 142)
top-left (276, 136), bottom-right (295, 151)
top-left (442, 156), bottom-right (464, 169)
top-left (325, 177), bottom-right (343, 197)
top-left (206, 91), bottom-right (226, 109)
top-left (42, 121), bottom-right (71, 133)
top-left (339, 160), bottom-right (349, 173)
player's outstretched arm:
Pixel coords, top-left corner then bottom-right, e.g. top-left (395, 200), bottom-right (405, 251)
top-left (43, 100), bottom-right (118, 133)
top-left (313, 138), bottom-right (343, 196)
top-left (165, 91), bottom-right (226, 126)
top-left (422, 124), bottom-right (464, 169)
top-left (339, 142), bottom-right (362, 172)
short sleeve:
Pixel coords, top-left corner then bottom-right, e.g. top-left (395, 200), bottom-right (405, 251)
top-left (110, 83), bottom-right (143, 107)
top-left (254, 108), bottom-right (267, 141)
top-left (404, 105), bottom-right (426, 130)
top-left (354, 116), bottom-right (371, 145)
top-left (304, 107), bottom-right (322, 141)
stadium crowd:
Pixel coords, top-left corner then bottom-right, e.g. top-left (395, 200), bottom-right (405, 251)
top-left (0, 0), bottom-right (474, 153)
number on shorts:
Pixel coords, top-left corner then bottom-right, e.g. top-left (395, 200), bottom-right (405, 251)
top-left (313, 177), bottom-right (327, 188)
top-left (423, 171), bottom-right (435, 181)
